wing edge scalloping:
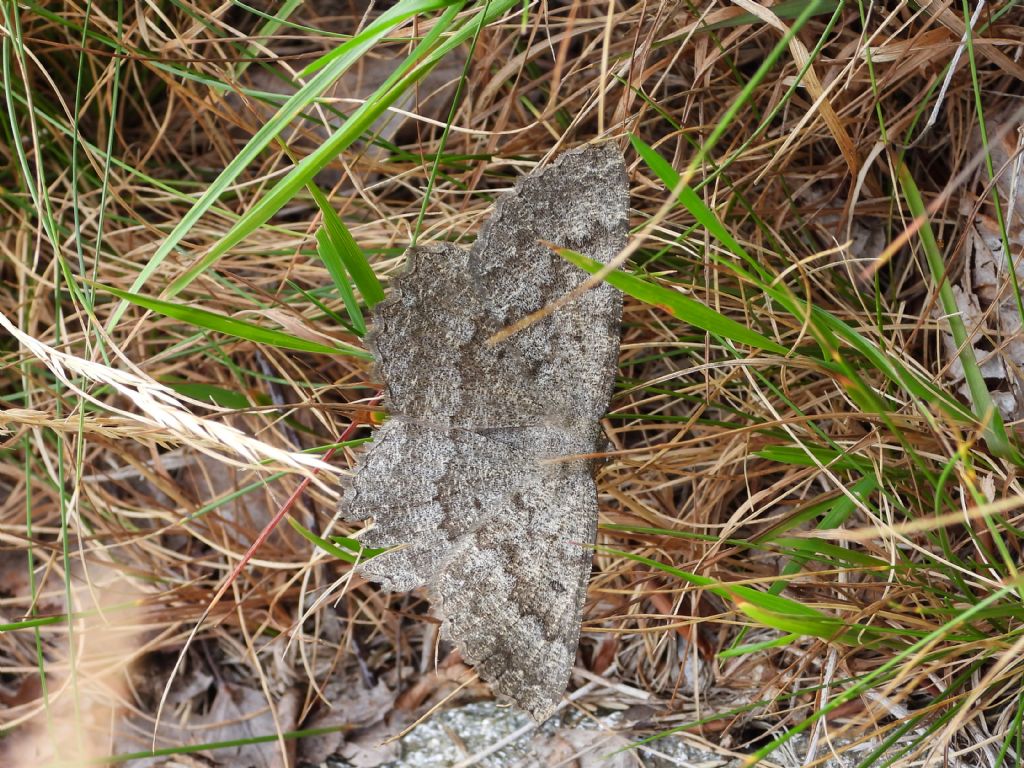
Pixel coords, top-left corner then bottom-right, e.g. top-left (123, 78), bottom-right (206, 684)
top-left (429, 493), bottom-right (598, 722)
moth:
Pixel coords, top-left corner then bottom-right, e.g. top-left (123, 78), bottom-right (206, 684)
top-left (341, 143), bottom-right (628, 720)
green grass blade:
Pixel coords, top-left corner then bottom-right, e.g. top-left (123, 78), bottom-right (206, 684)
top-left (316, 229), bottom-right (366, 336)
top-left (560, 248), bottom-right (789, 355)
top-left (285, 516), bottom-right (385, 564)
top-left (733, 598), bottom-right (854, 641)
top-left (631, 134), bottom-right (770, 281)
top-left (756, 477), bottom-right (879, 544)
top-left (597, 546), bottom-right (885, 645)
top-left (298, 0), bottom-right (459, 77)
top-left (718, 633), bottom-right (801, 658)
top-left (770, 538), bottom-right (887, 568)
top-left (631, 133), bottom-right (991, 439)
top-left (96, 283), bottom-right (371, 358)
top-left (897, 160), bottom-right (1014, 459)
top-left (309, 183), bottom-right (385, 307)
top-left (232, 0), bottom-right (303, 78)
top-left (160, 2), bottom-right (520, 303)
top-left (287, 279), bottom-right (356, 335)
top-left (754, 444), bottom-right (874, 472)
top-left (700, 0), bottom-right (841, 31)
top-left (96, 723), bottom-right (356, 765)
top-left (162, 1), bottom-right (517, 301)
top-left (163, 381), bottom-right (254, 409)
top-left (106, 0), bottom-right (458, 330)
top-left (747, 584), bottom-right (1018, 764)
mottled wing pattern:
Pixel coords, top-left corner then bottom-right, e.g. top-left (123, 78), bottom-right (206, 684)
top-left (371, 144), bottom-right (627, 429)
top-left (340, 144), bottom-right (628, 721)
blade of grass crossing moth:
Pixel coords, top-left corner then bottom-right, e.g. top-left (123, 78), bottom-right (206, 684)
top-left (105, 0), bottom-right (461, 331)
top-left (559, 248), bottom-right (788, 355)
top-left (309, 183), bottom-right (385, 307)
top-left (315, 229), bottom-right (365, 336)
top-left (329, 535), bottom-right (387, 558)
top-left (897, 160), bottom-right (1015, 460)
top-left (96, 283), bottom-right (372, 358)
top-left (162, 1), bottom-right (518, 302)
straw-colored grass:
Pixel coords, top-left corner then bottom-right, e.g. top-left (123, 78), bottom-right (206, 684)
top-left (3, 1), bottom-right (1024, 766)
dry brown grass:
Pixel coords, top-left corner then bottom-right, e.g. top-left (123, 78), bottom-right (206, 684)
top-left (3, 1), bottom-right (1024, 766)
